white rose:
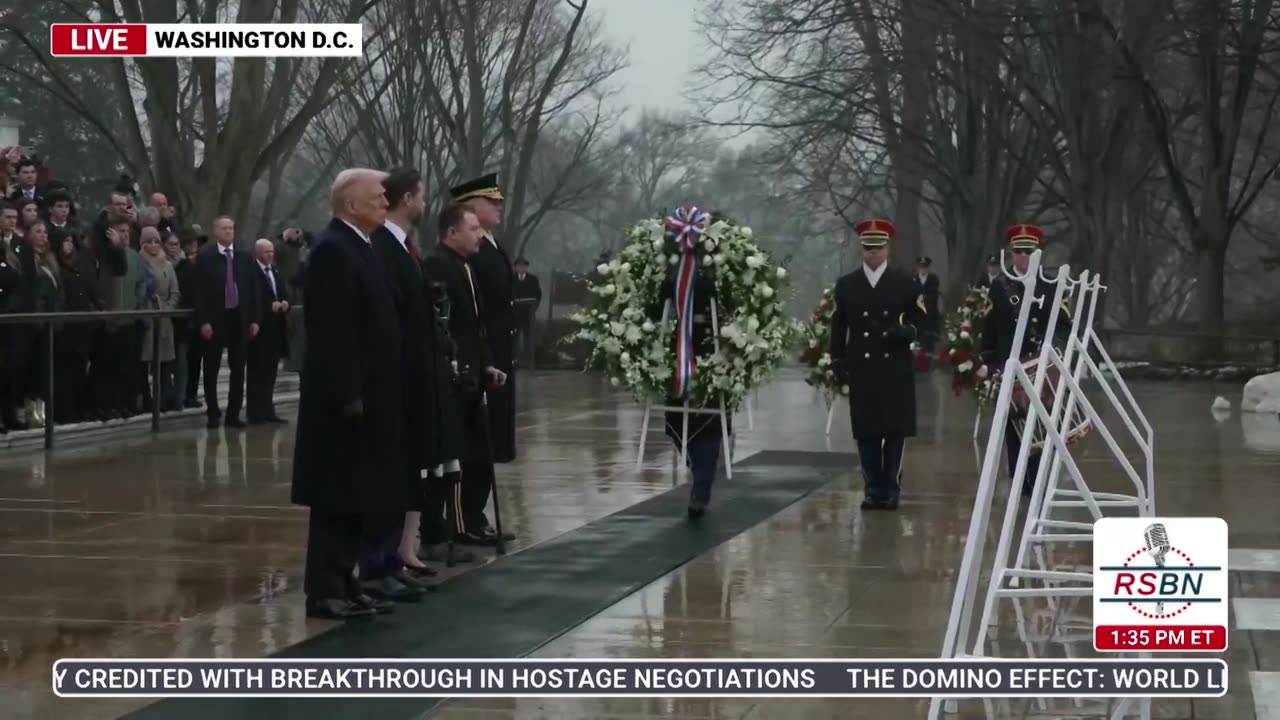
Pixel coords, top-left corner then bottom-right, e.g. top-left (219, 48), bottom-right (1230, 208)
top-left (653, 239), bottom-right (663, 250)
top-left (959, 330), bottom-right (971, 340)
top-left (776, 267), bottom-right (788, 279)
top-left (948, 333), bottom-right (957, 343)
top-left (741, 227), bottom-right (753, 238)
top-left (958, 360), bottom-right (974, 373)
top-left (620, 351), bottom-right (631, 363)
top-left (748, 316), bottom-right (761, 331)
top-left (704, 238), bottom-right (717, 251)
top-left (758, 284), bottom-right (774, 298)
top-left (977, 365), bottom-right (989, 378)
top-left (746, 255), bottom-right (764, 269)
top-left (610, 322), bottom-right (626, 336)
top-left (641, 321), bottom-right (655, 332)
top-left (669, 254), bottom-right (679, 265)
top-left (597, 263), bottom-right (610, 275)
top-left (625, 326), bottom-right (642, 342)
top-left (809, 338), bottom-right (818, 348)
top-left (620, 262), bottom-right (631, 272)
top-left (841, 385), bottom-right (850, 394)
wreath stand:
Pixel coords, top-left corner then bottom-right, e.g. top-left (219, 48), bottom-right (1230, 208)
top-left (824, 392), bottom-right (843, 435)
top-left (635, 297), bottom-right (735, 480)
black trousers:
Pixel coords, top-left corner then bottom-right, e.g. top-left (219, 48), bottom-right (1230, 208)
top-left (185, 333), bottom-right (203, 402)
top-left (246, 334), bottom-right (280, 421)
top-left (420, 472), bottom-right (462, 543)
top-left (203, 309), bottom-right (245, 419)
top-left (459, 460), bottom-right (494, 532)
top-left (53, 349), bottom-right (89, 423)
top-left (1004, 418), bottom-right (1039, 496)
top-left (303, 509), bottom-right (363, 600)
top-left (357, 510), bottom-right (404, 581)
top-left (0, 343), bottom-right (17, 427)
top-left (90, 326), bottom-right (134, 416)
top-left (856, 436), bottom-right (906, 502)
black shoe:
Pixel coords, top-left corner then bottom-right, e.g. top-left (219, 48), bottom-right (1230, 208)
top-left (305, 597), bottom-right (376, 620)
top-left (350, 593), bottom-right (395, 614)
top-left (184, 399), bottom-right (202, 409)
top-left (268, 416), bottom-right (288, 424)
top-left (361, 576), bottom-right (426, 602)
top-left (687, 502), bottom-right (707, 520)
top-left (478, 524), bottom-right (515, 542)
top-left (224, 417), bottom-right (246, 428)
top-left (880, 497), bottom-right (900, 511)
top-left (457, 531), bottom-right (497, 547)
top-left (206, 416), bottom-right (220, 429)
top-left (391, 570), bottom-right (438, 592)
top-left (400, 562), bottom-right (438, 578)
top-left (860, 497), bottom-right (882, 510)
top-left (419, 543), bottom-right (474, 563)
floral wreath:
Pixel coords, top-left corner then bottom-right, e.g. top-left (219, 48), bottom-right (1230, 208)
top-left (941, 285), bottom-right (996, 400)
top-left (572, 208), bottom-right (792, 409)
top-left (798, 287), bottom-right (848, 399)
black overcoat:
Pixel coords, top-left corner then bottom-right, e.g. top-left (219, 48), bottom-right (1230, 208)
top-left (290, 219), bottom-right (410, 512)
top-left (371, 226), bottom-right (445, 481)
top-left (829, 265), bottom-right (927, 439)
top-left (979, 272), bottom-right (1071, 370)
top-left (912, 271), bottom-right (941, 331)
top-left (424, 245), bottom-right (493, 464)
top-left (467, 234), bottom-right (516, 462)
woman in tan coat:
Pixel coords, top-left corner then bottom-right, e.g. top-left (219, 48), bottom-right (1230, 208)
top-left (139, 226), bottom-right (181, 410)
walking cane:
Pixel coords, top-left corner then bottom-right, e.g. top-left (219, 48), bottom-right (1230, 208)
top-left (444, 475), bottom-right (458, 568)
top-left (483, 391), bottom-right (507, 556)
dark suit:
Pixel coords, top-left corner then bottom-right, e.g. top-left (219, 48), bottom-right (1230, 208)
top-left (173, 256), bottom-right (202, 403)
top-left (424, 245), bottom-right (495, 536)
top-left (193, 242), bottom-right (261, 420)
top-left (980, 271), bottom-right (1072, 493)
top-left (467, 234), bottom-right (516, 462)
top-left (246, 262), bottom-right (288, 421)
top-left (829, 265), bottom-right (927, 504)
top-left (292, 218), bottom-right (409, 600)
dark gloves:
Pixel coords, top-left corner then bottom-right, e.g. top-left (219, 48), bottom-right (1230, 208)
top-left (831, 358), bottom-right (850, 385)
top-left (888, 323), bottom-right (917, 346)
top-left (340, 398), bottom-right (363, 420)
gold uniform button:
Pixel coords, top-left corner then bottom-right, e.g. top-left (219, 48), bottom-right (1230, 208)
top-left (864, 353), bottom-right (871, 359)
top-left (863, 331), bottom-right (869, 337)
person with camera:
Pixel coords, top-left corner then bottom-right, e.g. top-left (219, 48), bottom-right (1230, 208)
top-left (422, 203), bottom-right (508, 548)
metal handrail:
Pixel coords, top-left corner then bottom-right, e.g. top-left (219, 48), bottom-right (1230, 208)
top-left (1, 306), bottom-right (302, 449)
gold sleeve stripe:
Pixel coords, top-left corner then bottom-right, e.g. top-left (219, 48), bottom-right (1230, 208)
top-left (917, 295), bottom-right (928, 314)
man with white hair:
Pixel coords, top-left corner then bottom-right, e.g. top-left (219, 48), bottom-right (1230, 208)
top-left (246, 238), bottom-right (289, 424)
top-left (291, 168), bottom-right (417, 619)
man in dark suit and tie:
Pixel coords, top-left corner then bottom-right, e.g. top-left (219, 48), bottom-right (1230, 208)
top-left (291, 168), bottom-right (416, 620)
top-left (512, 257), bottom-right (541, 366)
top-left (193, 216), bottom-right (260, 429)
top-left (246, 238), bottom-right (289, 424)
top-left (369, 167), bottom-right (463, 582)
top-left (450, 173), bottom-right (517, 543)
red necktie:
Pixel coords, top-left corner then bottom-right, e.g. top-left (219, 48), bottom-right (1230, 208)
top-left (406, 240), bottom-right (418, 261)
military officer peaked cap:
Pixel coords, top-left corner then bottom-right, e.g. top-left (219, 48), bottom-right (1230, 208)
top-left (855, 218), bottom-right (895, 247)
top-left (1005, 223), bottom-right (1044, 250)
top-left (450, 173), bottom-right (504, 203)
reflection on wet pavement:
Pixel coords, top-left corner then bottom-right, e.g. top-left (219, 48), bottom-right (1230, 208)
top-left (1, 371), bottom-right (1277, 719)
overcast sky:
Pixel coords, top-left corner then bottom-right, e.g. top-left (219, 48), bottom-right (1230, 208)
top-left (593, 0), bottom-right (707, 115)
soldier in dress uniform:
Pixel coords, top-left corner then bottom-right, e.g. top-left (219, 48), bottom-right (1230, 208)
top-left (976, 255), bottom-right (1001, 289)
top-left (649, 251), bottom-right (731, 519)
top-left (829, 219), bottom-right (928, 511)
top-left (980, 224), bottom-right (1070, 497)
top-left (913, 256), bottom-right (941, 367)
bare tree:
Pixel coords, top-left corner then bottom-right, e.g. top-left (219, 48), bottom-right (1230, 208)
top-left (3, 0), bottom-right (389, 230)
top-left (1104, 0), bottom-right (1280, 345)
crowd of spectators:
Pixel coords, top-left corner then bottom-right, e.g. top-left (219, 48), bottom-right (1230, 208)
top-left (0, 149), bottom-right (307, 433)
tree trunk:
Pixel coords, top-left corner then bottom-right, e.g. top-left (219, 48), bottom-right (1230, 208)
top-left (1194, 236), bottom-right (1227, 358)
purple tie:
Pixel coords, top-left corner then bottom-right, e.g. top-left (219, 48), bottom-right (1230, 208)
top-left (224, 249), bottom-right (239, 309)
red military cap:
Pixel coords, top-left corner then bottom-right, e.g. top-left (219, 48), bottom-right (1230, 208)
top-left (855, 218), bottom-right (895, 247)
top-left (1005, 223), bottom-right (1044, 250)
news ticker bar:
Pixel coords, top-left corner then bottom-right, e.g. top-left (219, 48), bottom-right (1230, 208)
top-left (50, 24), bottom-right (364, 58)
top-left (53, 659), bottom-right (1228, 698)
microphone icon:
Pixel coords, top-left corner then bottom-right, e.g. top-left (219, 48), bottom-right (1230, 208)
top-left (1144, 523), bottom-right (1171, 614)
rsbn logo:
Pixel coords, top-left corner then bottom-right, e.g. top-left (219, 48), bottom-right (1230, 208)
top-left (1099, 522), bottom-right (1223, 620)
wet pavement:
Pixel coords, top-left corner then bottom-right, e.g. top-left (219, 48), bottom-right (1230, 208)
top-left (0, 369), bottom-right (1277, 719)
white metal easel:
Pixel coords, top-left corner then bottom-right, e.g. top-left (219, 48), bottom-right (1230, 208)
top-left (635, 298), bottom-right (735, 479)
top-left (930, 251), bottom-right (1154, 720)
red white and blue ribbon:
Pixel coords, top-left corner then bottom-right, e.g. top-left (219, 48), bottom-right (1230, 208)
top-left (665, 206), bottom-right (709, 399)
